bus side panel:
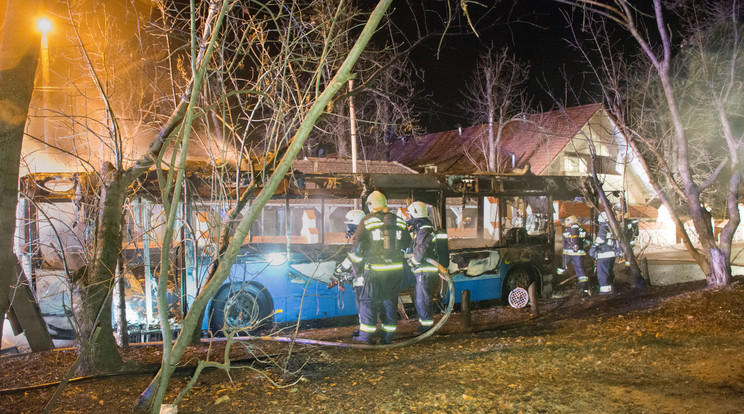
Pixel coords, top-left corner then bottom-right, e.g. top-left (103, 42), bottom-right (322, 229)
top-left (451, 273), bottom-right (503, 303)
top-left (201, 260), bottom-right (358, 327)
top-left (283, 286), bottom-right (357, 322)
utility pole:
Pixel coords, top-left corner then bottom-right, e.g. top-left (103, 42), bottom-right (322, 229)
top-left (348, 79), bottom-right (357, 174)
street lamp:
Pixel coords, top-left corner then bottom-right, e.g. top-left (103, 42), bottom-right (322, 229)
top-left (35, 17), bottom-right (52, 149)
top-left (35, 17), bottom-right (52, 82)
top-left (36, 17), bottom-right (52, 34)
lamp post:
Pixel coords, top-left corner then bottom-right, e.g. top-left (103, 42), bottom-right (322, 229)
top-left (36, 17), bottom-right (52, 148)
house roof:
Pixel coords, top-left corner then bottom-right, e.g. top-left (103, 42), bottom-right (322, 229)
top-left (389, 103), bottom-right (604, 175)
top-left (292, 157), bottom-right (417, 175)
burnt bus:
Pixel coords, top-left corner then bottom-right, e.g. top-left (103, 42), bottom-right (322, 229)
top-left (188, 172), bottom-right (585, 333)
top-left (19, 171), bottom-right (585, 338)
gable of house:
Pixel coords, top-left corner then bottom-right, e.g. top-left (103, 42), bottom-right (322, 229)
top-left (389, 103), bottom-right (604, 175)
top-left (390, 103), bottom-right (654, 205)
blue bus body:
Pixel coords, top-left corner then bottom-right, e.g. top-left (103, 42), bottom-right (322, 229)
top-left (193, 173), bottom-right (584, 334)
top-left (199, 255), bottom-right (360, 331)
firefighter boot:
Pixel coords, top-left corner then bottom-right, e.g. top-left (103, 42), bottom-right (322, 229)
top-left (353, 332), bottom-right (372, 345)
top-left (415, 325), bottom-right (432, 336)
top-left (577, 276), bottom-right (590, 296)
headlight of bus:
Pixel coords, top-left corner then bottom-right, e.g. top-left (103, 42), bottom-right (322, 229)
top-left (266, 252), bottom-right (287, 266)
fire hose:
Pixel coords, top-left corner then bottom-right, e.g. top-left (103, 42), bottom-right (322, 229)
top-left (253, 258), bottom-right (454, 349)
top-left (0, 260), bottom-right (452, 395)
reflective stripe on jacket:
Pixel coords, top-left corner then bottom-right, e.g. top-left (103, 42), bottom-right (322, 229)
top-left (409, 220), bottom-right (439, 273)
top-left (562, 223), bottom-right (587, 256)
top-left (350, 210), bottom-right (411, 269)
top-left (593, 223), bottom-right (617, 259)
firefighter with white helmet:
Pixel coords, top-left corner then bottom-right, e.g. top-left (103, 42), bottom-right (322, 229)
top-left (344, 209), bottom-right (365, 237)
top-left (405, 201), bottom-right (439, 334)
top-left (589, 211), bottom-right (617, 295)
top-left (333, 209), bottom-right (366, 302)
top-left (557, 215), bottom-right (590, 294)
top-left (346, 190), bottom-right (411, 344)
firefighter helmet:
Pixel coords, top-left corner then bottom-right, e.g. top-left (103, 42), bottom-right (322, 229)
top-left (366, 191), bottom-right (387, 212)
top-left (407, 201), bottom-right (429, 219)
top-left (344, 209), bottom-right (365, 226)
top-left (565, 215), bottom-right (578, 226)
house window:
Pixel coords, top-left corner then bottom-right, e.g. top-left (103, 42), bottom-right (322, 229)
top-left (564, 154), bottom-right (587, 173)
top-left (595, 155), bottom-right (618, 175)
top-left (564, 154), bottom-right (618, 175)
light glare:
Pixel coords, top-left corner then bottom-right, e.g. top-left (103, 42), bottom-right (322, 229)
top-left (36, 17), bottom-right (52, 34)
top-left (266, 252), bottom-right (287, 266)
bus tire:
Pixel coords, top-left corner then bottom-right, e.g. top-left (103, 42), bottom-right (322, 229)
top-left (210, 283), bottom-right (273, 334)
top-left (502, 267), bottom-right (535, 305)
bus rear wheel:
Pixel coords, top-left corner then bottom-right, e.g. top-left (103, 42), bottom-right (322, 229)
top-left (502, 268), bottom-right (534, 305)
top-left (210, 283), bottom-right (273, 334)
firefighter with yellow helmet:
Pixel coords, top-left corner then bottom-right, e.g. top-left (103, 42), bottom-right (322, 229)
top-left (346, 190), bottom-right (411, 344)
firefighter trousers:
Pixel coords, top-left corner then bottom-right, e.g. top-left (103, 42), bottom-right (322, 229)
top-left (357, 269), bottom-right (402, 343)
top-left (596, 257), bottom-right (615, 292)
top-left (414, 271), bottom-right (438, 329)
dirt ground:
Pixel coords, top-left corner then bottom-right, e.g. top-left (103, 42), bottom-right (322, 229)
top-left (1, 277), bottom-right (743, 414)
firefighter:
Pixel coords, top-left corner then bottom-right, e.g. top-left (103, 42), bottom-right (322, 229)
top-left (557, 215), bottom-right (590, 294)
top-left (590, 212), bottom-right (616, 295)
top-left (405, 201), bottom-right (439, 334)
top-left (333, 209), bottom-right (366, 307)
top-left (346, 191), bottom-right (411, 344)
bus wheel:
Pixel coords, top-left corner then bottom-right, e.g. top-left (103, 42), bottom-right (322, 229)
top-left (211, 284), bottom-right (273, 334)
top-left (502, 268), bottom-right (533, 305)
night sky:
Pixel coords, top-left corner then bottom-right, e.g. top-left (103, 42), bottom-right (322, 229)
top-left (402, 1), bottom-right (595, 132)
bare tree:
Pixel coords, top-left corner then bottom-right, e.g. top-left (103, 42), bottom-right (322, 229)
top-left (19, 1), bottom-right (476, 411)
top-left (459, 45), bottom-right (530, 172)
top-left (557, 0), bottom-right (743, 287)
top-left (0, 0), bottom-right (43, 343)
top-left (545, 94), bottom-right (648, 290)
top-left (134, 1), bottom-right (395, 412)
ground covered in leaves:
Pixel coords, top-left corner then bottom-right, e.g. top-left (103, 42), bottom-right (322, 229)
top-left (2, 277), bottom-right (743, 413)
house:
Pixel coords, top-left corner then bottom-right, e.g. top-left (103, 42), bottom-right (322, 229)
top-left (387, 104), bottom-right (679, 247)
top-left (389, 103), bottom-right (655, 207)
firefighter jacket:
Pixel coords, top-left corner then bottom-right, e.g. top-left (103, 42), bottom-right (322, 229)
top-left (336, 232), bottom-right (363, 281)
top-left (407, 218), bottom-right (439, 274)
top-left (562, 223), bottom-right (588, 256)
top-left (590, 223), bottom-right (617, 259)
top-left (347, 211), bottom-right (411, 273)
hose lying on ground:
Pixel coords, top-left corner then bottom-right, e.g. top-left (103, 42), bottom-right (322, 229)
top-left (252, 258), bottom-right (454, 350)
top-left (0, 260), bottom-right (453, 393)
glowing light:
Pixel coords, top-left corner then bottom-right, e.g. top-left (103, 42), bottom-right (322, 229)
top-left (266, 252), bottom-right (287, 266)
top-left (36, 17), bottom-right (52, 34)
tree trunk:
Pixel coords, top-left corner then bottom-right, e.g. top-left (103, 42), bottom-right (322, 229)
top-left (688, 200), bottom-right (731, 287)
top-left (77, 174), bottom-right (125, 374)
top-left (135, 1), bottom-right (394, 411)
top-left (0, 0), bottom-right (42, 342)
top-left (706, 246), bottom-right (730, 287)
top-left (590, 176), bottom-right (646, 290)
